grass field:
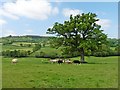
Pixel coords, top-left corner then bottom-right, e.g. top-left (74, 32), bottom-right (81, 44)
top-left (2, 56), bottom-right (118, 88)
top-left (2, 45), bottom-right (33, 51)
top-left (33, 46), bottom-right (62, 56)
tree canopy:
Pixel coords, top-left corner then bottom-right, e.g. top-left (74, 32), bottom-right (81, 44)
top-left (47, 13), bottom-right (107, 62)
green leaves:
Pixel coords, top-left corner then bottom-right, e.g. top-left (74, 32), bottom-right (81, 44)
top-left (47, 12), bottom-right (107, 58)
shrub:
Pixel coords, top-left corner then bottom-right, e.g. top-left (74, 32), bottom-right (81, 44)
top-left (93, 51), bottom-right (109, 57)
top-left (2, 50), bottom-right (29, 57)
top-left (35, 51), bottom-right (58, 59)
top-left (35, 51), bottom-right (45, 58)
top-left (33, 43), bottom-right (41, 52)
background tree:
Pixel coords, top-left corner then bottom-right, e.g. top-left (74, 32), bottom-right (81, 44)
top-left (47, 13), bottom-right (107, 63)
top-left (107, 38), bottom-right (118, 47)
top-left (115, 44), bottom-right (120, 56)
top-left (20, 43), bottom-right (23, 47)
top-left (33, 43), bottom-right (41, 52)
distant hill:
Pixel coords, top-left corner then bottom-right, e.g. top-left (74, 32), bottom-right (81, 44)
top-left (0, 35), bottom-right (119, 48)
top-left (2, 35), bottom-right (54, 38)
top-left (1, 35), bottom-right (54, 43)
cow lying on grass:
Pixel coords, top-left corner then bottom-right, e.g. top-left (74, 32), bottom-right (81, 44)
top-left (73, 60), bottom-right (80, 64)
top-left (73, 60), bottom-right (87, 64)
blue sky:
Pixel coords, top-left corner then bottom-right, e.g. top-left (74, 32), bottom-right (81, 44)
top-left (0, 0), bottom-right (118, 38)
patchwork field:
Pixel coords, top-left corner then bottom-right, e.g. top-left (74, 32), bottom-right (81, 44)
top-left (2, 56), bottom-right (118, 88)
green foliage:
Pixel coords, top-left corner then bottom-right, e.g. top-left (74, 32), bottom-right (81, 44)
top-left (92, 43), bottom-right (120, 57)
top-left (35, 51), bottom-right (45, 58)
top-left (2, 50), bottom-right (29, 57)
top-left (47, 13), bottom-right (107, 61)
top-left (20, 43), bottom-right (23, 47)
top-left (114, 45), bottom-right (120, 56)
top-left (115, 45), bottom-right (120, 51)
top-left (2, 39), bottom-right (13, 45)
top-left (1, 35), bottom-right (53, 43)
top-left (1, 34), bottom-right (119, 58)
top-left (107, 38), bottom-right (118, 47)
top-left (33, 43), bottom-right (41, 52)
top-left (93, 51), bottom-right (109, 57)
top-left (35, 51), bottom-right (59, 59)
top-left (44, 52), bottom-right (58, 59)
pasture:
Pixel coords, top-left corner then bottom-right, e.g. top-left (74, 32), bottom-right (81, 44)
top-left (33, 46), bottom-right (62, 56)
top-left (2, 44), bottom-right (33, 51)
top-left (2, 56), bottom-right (118, 88)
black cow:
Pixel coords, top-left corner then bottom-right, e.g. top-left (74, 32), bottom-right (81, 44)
top-left (58, 60), bottom-right (63, 64)
top-left (73, 60), bottom-right (80, 64)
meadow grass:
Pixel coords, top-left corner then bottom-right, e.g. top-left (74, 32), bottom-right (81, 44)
top-left (2, 45), bottom-right (33, 51)
top-left (12, 42), bottom-right (34, 45)
top-left (33, 46), bottom-right (62, 55)
top-left (2, 56), bottom-right (118, 88)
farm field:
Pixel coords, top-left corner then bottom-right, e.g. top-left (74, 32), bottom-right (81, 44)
top-left (2, 45), bottom-right (33, 51)
top-left (2, 56), bottom-right (118, 88)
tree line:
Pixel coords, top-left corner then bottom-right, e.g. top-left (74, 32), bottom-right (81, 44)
top-left (2, 50), bottom-right (31, 58)
top-left (1, 44), bottom-right (119, 58)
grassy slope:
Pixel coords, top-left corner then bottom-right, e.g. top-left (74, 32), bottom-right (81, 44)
top-left (2, 45), bottom-right (33, 51)
top-left (2, 56), bottom-right (118, 88)
top-left (32, 46), bottom-right (62, 56)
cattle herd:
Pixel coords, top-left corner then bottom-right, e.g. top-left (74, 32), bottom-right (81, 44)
top-left (49, 59), bottom-right (83, 64)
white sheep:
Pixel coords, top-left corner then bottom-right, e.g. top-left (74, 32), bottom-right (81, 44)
top-left (11, 58), bottom-right (18, 64)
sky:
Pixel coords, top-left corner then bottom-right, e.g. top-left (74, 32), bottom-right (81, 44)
top-left (0, 0), bottom-right (118, 38)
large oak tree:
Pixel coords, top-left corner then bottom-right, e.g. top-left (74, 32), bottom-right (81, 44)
top-left (47, 13), bottom-right (107, 63)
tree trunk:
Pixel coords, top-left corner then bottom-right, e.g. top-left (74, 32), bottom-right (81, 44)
top-left (80, 47), bottom-right (87, 63)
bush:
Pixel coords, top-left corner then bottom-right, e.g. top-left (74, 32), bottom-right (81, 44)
top-left (33, 43), bottom-right (41, 52)
top-left (93, 51), bottom-right (109, 57)
top-left (35, 51), bottom-right (58, 59)
top-left (93, 49), bottom-right (120, 57)
top-left (2, 50), bottom-right (29, 57)
top-left (0, 52), bottom-right (2, 56)
top-left (35, 51), bottom-right (45, 58)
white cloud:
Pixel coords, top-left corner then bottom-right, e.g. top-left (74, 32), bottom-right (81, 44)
top-left (96, 19), bottom-right (111, 30)
top-left (1, 0), bottom-right (59, 20)
top-left (0, 9), bottom-right (19, 20)
top-left (0, 19), bottom-right (7, 25)
top-left (62, 8), bottom-right (83, 17)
